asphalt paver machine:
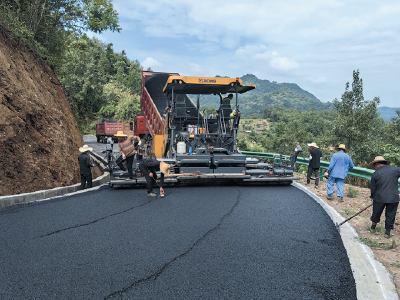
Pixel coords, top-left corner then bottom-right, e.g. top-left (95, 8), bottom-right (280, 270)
top-left (108, 72), bottom-right (298, 187)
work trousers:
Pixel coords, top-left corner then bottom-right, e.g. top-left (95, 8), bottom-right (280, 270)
top-left (139, 164), bottom-right (158, 193)
top-left (327, 176), bottom-right (344, 197)
top-left (307, 167), bottom-right (320, 186)
top-left (116, 154), bottom-right (135, 178)
top-left (371, 202), bottom-right (399, 230)
top-left (80, 173), bottom-right (92, 190)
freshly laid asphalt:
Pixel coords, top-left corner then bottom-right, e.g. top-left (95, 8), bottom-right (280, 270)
top-left (0, 182), bottom-right (356, 299)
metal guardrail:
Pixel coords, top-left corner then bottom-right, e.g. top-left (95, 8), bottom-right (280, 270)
top-left (241, 151), bottom-right (400, 191)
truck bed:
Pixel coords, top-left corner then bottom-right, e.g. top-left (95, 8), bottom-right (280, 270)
top-left (144, 73), bottom-right (198, 118)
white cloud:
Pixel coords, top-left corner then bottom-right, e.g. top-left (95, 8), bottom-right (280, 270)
top-left (141, 57), bottom-right (163, 70)
top-left (106, 0), bottom-right (400, 107)
top-left (188, 63), bottom-right (203, 75)
top-left (270, 57), bottom-right (299, 71)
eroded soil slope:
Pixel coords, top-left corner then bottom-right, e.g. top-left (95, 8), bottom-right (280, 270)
top-left (0, 26), bottom-right (85, 196)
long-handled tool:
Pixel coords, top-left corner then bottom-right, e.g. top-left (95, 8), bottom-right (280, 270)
top-left (335, 203), bottom-right (373, 232)
top-left (105, 146), bottom-right (139, 172)
top-left (165, 171), bottom-right (202, 177)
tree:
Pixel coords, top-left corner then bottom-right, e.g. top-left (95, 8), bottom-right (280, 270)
top-left (332, 70), bottom-right (382, 165)
top-left (0, 0), bottom-right (121, 67)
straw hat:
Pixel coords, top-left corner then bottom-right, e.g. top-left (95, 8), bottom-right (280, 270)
top-left (79, 144), bottom-right (93, 152)
top-left (307, 142), bottom-right (319, 148)
top-left (334, 144), bottom-right (349, 152)
top-left (160, 161), bottom-right (170, 175)
top-left (114, 131), bottom-right (127, 137)
top-left (367, 156), bottom-right (391, 169)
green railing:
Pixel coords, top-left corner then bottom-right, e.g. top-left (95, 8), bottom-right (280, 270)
top-left (241, 151), bottom-right (400, 191)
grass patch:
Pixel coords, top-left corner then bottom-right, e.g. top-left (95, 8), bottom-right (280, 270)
top-left (364, 225), bottom-right (385, 233)
top-left (356, 236), bottom-right (397, 250)
top-left (347, 187), bottom-right (359, 198)
top-left (342, 208), bottom-right (357, 217)
top-left (391, 263), bottom-right (400, 268)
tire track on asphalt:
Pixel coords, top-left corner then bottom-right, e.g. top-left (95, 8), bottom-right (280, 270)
top-left (32, 190), bottom-right (175, 239)
top-left (103, 187), bottom-right (242, 300)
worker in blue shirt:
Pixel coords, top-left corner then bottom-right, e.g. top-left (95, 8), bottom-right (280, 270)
top-left (325, 144), bottom-right (354, 202)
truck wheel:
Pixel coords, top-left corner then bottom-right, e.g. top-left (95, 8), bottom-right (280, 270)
top-left (97, 135), bottom-right (100, 143)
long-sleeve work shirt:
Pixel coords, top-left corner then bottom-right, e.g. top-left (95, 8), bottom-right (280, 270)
top-left (327, 150), bottom-right (354, 179)
top-left (78, 153), bottom-right (92, 175)
top-left (370, 165), bottom-right (400, 203)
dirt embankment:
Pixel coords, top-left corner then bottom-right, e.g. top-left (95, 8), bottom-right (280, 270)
top-left (0, 25), bottom-right (96, 196)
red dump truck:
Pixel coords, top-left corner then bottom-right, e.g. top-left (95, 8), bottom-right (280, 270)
top-left (96, 120), bottom-right (124, 143)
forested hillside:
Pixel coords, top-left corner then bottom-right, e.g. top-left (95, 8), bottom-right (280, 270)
top-left (241, 74), bottom-right (320, 102)
top-left (198, 74), bottom-right (333, 117)
top-left (237, 71), bottom-right (400, 171)
top-left (57, 35), bottom-right (143, 132)
top-left (0, 0), bottom-right (142, 133)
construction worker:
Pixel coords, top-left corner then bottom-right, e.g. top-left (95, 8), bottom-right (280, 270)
top-left (114, 131), bottom-right (141, 180)
top-left (306, 142), bottom-right (322, 188)
top-left (139, 159), bottom-right (170, 197)
top-left (78, 144), bottom-right (95, 189)
top-left (368, 156), bottom-right (400, 238)
top-left (221, 93), bottom-right (233, 105)
top-left (326, 144), bottom-right (354, 202)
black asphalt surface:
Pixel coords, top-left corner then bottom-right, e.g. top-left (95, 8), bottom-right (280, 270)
top-left (0, 183), bottom-right (356, 299)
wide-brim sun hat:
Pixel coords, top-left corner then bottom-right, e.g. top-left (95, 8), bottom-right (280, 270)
top-left (307, 142), bottom-right (319, 148)
top-left (367, 156), bottom-right (391, 169)
top-left (160, 161), bottom-right (170, 175)
top-left (334, 144), bottom-right (349, 152)
top-left (114, 131), bottom-right (127, 137)
top-left (79, 144), bottom-right (93, 152)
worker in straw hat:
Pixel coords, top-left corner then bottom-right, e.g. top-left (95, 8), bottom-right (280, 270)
top-left (325, 144), bottom-right (354, 202)
top-left (306, 142), bottom-right (322, 188)
top-left (139, 159), bottom-right (170, 197)
top-left (368, 156), bottom-right (400, 238)
top-left (114, 131), bottom-right (141, 180)
top-left (78, 144), bottom-right (95, 189)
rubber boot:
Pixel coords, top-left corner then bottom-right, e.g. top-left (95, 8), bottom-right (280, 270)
top-left (385, 229), bottom-right (391, 238)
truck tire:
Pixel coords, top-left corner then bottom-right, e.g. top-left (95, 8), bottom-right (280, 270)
top-left (97, 135), bottom-right (100, 143)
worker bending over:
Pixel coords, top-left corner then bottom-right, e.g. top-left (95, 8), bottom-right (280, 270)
top-left (114, 131), bottom-right (141, 180)
top-left (139, 159), bottom-right (170, 197)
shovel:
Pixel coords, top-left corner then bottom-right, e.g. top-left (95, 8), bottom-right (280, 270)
top-left (335, 203), bottom-right (373, 232)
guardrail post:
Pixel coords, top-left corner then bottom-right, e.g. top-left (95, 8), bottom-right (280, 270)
top-left (320, 168), bottom-right (325, 182)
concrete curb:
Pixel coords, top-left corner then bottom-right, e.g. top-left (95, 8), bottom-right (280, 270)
top-left (293, 182), bottom-right (399, 300)
top-left (0, 151), bottom-right (109, 208)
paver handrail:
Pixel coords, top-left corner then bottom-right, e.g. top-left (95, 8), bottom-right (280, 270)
top-left (240, 151), bottom-right (400, 192)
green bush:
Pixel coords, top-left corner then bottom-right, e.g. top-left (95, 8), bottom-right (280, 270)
top-left (347, 187), bottom-right (359, 198)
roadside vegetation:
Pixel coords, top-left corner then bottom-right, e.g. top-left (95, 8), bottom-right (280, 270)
top-left (1, 2), bottom-right (399, 169)
top-left (236, 70), bottom-right (400, 174)
top-left (0, 0), bottom-right (143, 134)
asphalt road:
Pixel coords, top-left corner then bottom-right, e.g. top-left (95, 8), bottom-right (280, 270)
top-left (0, 181), bottom-right (356, 299)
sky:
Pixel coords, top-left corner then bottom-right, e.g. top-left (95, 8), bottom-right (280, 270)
top-left (93, 0), bottom-right (400, 107)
